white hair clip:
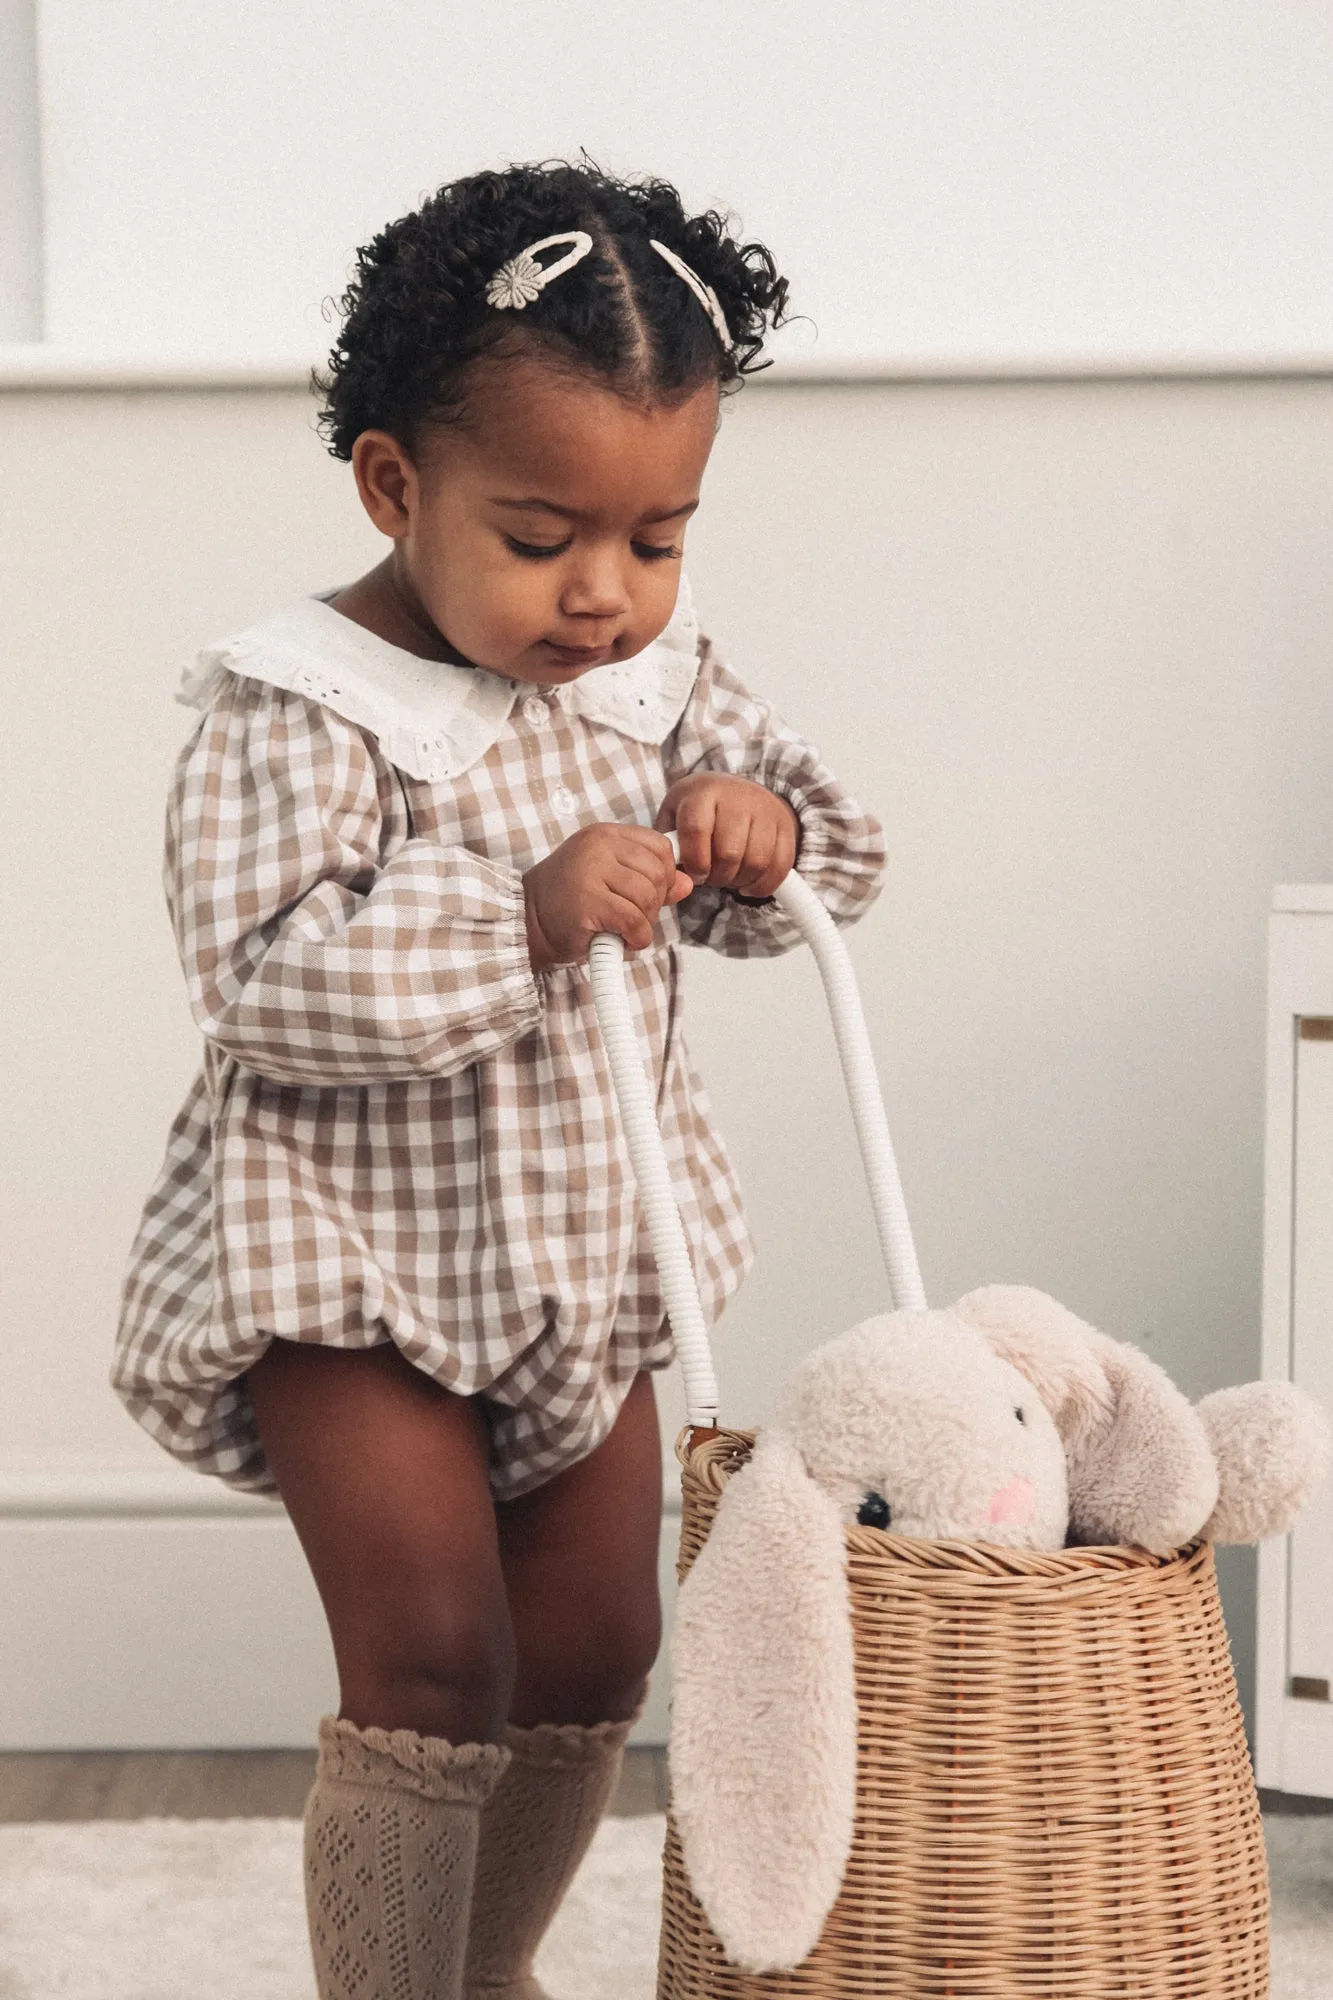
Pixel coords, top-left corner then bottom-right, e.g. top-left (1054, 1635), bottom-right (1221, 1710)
top-left (649, 240), bottom-right (731, 349)
top-left (482, 227), bottom-right (731, 351)
top-left (484, 230), bottom-right (594, 311)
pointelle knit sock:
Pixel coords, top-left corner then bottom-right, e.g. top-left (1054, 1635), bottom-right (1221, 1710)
top-left (462, 1706), bottom-right (640, 1999)
top-left (302, 1710), bottom-right (511, 2000)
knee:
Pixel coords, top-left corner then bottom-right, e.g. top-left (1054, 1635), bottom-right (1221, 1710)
top-left (588, 1621), bottom-right (659, 1723)
top-left (339, 1603), bottom-right (518, 1745)
top-left (601, 1589), bottom-right (663, 1700)
top-left (515, 1584), bottom-right (662, 1727)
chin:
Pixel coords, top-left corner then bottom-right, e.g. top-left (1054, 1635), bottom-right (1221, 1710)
top-left (525, 658), bottom-right (605, 682)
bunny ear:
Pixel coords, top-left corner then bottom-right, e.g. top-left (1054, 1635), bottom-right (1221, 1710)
top-left (669, 1429), bottom-right (857, 1975)
top-left (954, 1286), bottom-right (1219, 1554)
top-left (1195, 1382), bottom-right (1332, 1543)
top-left (952, 1285), bottom-right (1113, 1453)
top-left (1065, 1329), bottom-right (1219, 1554)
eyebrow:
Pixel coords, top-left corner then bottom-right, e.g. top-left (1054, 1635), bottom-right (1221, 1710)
top-left (489, 496), bottom-right (699, 525)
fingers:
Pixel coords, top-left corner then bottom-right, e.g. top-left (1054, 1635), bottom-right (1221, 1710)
top-left (732, 813), bottom-right (778, 896)
top-left (661, 790), bottom-right (716, 883)
top-left (525, 800), bottom-right (798, 974)
top-left (701, 803), bottom-right (751, 890)
top-left (612, 825), bottom-right (681, 894)
top-left (737, 806), bottom-right (798, 898)
top-left (662, 778), bottom-right (800, 895)
top-left (606, 860), bottom-right (702, 944)
top-left (609, 832), bottom-right (693, 918)
top-left (612, 832), bottom-right (696, 912)
top-left (603, 891), bottom-right (657, 953)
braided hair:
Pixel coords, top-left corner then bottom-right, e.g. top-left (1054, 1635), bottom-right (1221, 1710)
top-left (315, 159), bottom-right (790, 459)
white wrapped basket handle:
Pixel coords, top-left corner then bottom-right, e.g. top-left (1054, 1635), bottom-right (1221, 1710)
top-left (588, 834), bottom-right (926, 1428)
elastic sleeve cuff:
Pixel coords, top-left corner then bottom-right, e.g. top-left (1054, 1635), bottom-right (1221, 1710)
top-left (402, 841), bottom-right (545, 1070)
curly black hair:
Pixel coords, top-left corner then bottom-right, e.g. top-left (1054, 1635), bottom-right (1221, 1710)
top-left (314, 159), bottom-right (790, 460)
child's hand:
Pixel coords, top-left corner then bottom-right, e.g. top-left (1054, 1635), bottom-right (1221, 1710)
top-left (655, 774), bottom-right (799, 899)
top-left (523, 825), bottom-right (695, 972)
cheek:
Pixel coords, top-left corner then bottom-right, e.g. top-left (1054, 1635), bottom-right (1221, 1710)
top-left (623, 564), bottom-right (685, 648)
top-left (420, 538), bottom-right (556, 650)
top-left (987, 1475), bottom-right (1036, 1527)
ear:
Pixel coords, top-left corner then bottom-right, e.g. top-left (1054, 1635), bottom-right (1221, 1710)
top-left (668, 1429), bottom-right (858, 1974)
top-left (951, 1285), bottom-right (1113, 1455)
top-left (954, 1286), bottom-right (1219, 1554)
top-left (1195, 1382), bottom-right (1332, 1543)
top-left (1066, 1329), bottom-right (1219, 1553)
top-left (349, 428), bottom-right (418, 537)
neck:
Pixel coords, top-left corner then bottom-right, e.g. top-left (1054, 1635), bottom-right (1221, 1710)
top-left (326, 556), bottom-right (476, 667)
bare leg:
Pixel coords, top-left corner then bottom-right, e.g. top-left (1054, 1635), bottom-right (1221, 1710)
top-left (245, 1336), bottom-right (522, 1999)
top-left (463, 1372), bottom-right (665, 1998)
top-left (495, 1369), bottom-right (665, 1727)
top-left (244, 1335), bottom-right (515, 1741)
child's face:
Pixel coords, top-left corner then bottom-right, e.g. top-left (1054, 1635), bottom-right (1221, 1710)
top-left (351, 353), bottom-right (719, 685)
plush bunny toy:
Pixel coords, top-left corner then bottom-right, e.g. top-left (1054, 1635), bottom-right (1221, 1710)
top-left (669, 1284), bottom-right (1331, 1975)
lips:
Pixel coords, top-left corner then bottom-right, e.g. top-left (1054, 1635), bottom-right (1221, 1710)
top-left (543, 640), bottom-right (612, 666)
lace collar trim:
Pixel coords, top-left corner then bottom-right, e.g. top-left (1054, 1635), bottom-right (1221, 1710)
top-left (176, 577), bottom-right (701, 782)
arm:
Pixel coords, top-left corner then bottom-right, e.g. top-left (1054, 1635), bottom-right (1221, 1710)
top-left (167, 673), bottom-right (542, 1086)
top-left (659, 637), bottom-right (886, 956)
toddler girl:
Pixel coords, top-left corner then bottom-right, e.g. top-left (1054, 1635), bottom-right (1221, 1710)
top-left (112, 160), bottom-right (885, 1999)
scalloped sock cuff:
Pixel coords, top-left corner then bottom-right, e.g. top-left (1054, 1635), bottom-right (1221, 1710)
top-left (463, 1703), bottom-right (641, 2000)
top-left (302, 1712), bottom-right (511, 2000)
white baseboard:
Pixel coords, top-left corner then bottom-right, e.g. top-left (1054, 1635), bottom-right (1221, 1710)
top-left (1, 1472), bottom-right (680, 1750)
top-left (0, 1466), bottom-right (284, 1518)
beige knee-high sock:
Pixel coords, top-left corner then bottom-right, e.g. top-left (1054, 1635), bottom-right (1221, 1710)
top-left (462, 1707), bottom-right (640, 2000)
top-left (302, 1712), bottom-right (511, 2000)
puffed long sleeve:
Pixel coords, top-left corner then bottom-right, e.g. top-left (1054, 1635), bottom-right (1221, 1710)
top-left (167, 673), bottom-right (542, 1085)
top-left (661, 637), bottom-right (887, 956)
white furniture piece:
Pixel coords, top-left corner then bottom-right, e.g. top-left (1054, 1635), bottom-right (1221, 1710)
top-left (1257, 885), bottom-right (1333, 1799)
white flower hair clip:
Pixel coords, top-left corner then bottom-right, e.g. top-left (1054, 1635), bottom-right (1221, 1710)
top-left (484, 231), bottom-right (594, 311)
top-left (482, 229), bottom-right (732, 350)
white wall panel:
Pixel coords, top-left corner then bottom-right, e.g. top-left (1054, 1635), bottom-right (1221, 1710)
top-left (0, 0), bottom-right (42, 338)
top-left (32, 1), bottom-right (1333, 367)
top-left (6, 376), bottom-right (1333, 1743)
top-left (0, 1502), bottom-right (678, 1749)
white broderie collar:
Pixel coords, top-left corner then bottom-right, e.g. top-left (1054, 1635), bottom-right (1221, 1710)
top-left (176, 576), bottom-right (702, 783)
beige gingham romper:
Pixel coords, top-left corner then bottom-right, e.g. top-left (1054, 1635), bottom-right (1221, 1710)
top-left (111, 577), bottom-right (886, 1499)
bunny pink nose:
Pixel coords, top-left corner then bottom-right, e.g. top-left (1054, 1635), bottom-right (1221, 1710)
top-left (988, 1475), bottom-right (1036, 1527)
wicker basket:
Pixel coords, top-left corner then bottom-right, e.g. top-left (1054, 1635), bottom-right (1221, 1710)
top-left (587, 857), bottom-right (1270, 1995)
top-left (657, 1428), bottom-right (1270, 2000)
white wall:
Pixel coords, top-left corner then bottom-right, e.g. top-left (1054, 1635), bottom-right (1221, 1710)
top-left (5, 374), bottom-right (1333, 1741)
top-left (0, 0), bottom-right (41, 339)
top-left (26, 0), bottom-right (1333, 366)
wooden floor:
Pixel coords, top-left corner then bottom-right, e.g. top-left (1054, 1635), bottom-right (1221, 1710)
top-left (0, 1751), bottom-right (1325, 1825)
top-left (0, 1746), bottom-right (669, 1821)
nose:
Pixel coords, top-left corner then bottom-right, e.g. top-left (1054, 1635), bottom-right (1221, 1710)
top-left (987, 1475), bottom-right (1036, 1527)
top-left (560, 549), bottom-right (632, 623)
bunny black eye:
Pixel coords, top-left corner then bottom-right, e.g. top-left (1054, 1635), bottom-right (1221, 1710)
top-left (857, 1491), bottom-right (892, 1530)
top-left (1015, 1407), bottom-right (1027, 1424)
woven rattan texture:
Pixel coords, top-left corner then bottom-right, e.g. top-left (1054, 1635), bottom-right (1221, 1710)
top-left (658, 1429), bottom-right (1270, 1999)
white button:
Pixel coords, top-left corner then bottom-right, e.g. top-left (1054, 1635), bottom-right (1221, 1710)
top-left (523, 695), bottom-right (549, 728)
top-left (552, 785), bottom-right (579, 817)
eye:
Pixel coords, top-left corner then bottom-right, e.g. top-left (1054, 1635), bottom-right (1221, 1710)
top-left (857, 1491), bottom-right (891, 1530)
top-left (631, 541), bottom-right (682, 563)
top-left (504, 535), bottom-right (571, 561)
top-left (1015, 1407), bottom-right (1027, 1424)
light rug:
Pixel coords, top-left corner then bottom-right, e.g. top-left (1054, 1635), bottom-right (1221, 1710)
top-left (0, 1812), bottom-right (1326, 1999)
